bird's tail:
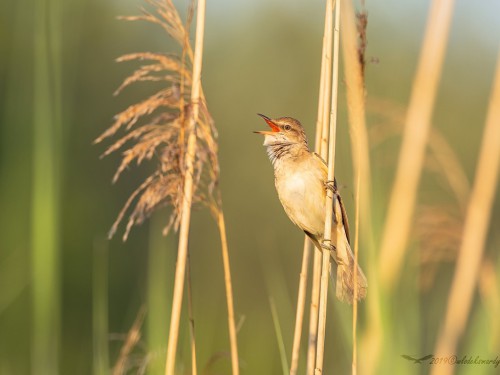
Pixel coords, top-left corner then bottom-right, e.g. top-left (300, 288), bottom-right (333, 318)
top-left (334, 242), bottom-right (367, 304)
top-left (329, 221), bottom-right (367, 303)
top-left (328, 193), bottom-right (367, 304)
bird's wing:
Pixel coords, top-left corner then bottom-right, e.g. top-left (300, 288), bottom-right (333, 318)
top-left (312, 152), bottom-right (328, 169)
top-left (336, 191), bottom-right (351, 244)
top-left (312, 152), bottom-right (350, 244)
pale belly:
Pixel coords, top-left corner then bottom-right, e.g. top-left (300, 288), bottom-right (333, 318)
top-left (275, 167), bottom-right (326, 237)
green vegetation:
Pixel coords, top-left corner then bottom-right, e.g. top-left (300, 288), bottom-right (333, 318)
top-left (1, 0), bottom-right (499, 374)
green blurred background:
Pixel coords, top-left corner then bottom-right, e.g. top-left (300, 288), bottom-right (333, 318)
top-left (1, 0), bottom-right (500, 374)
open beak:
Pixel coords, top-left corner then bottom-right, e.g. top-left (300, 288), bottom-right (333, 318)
top-left (254, 113), bottom-right (281, 135)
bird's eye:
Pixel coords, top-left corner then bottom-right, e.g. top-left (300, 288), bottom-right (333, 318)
top-left (284, 125), bottom-right (292, 131)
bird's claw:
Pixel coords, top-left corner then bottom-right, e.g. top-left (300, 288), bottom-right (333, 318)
top-left (324, 180), bottom-right (336, 192)
top-left (321, 240), bottom-right (336, 252)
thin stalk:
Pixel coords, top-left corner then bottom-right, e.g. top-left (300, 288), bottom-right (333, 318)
top-left (479, 260), bottom-right (500, 350)
top-left (306, 1), bottom-right (334, 373)
top-left (314, 256), bottom-right (332, 375)
top-left (319, 0), bottom-right (335, 157)
top-left (32, 0), bottom-right (62, 372)
top-left (186, 253), bottom-right (198, 375)
top-left (378, 0), bottom-right (456, 288)
top-left (339, 0), bottom-right (372, 236)
top-left (147, 215), bottom-right (171, 375)
top-left (270, 298), bottom-right (289, 375)
top-left (307, 253), bottom-right (322, 375)
top-left (216, 209), bottom-right (240, 375)
top-left (315, 1), bottom-right (341, 373)
top-left (430, 51), bottom-right (500, 375)
top-left (93, 240), bottom-right (110, 375)
top-left (289, 237), bottom-right (311, 375)
top-left (164, 0), bottom-right (206, 373)
top-left (113, 306), bottom-right (147, 375)
top-left (339, 1), bottom-right (372, 373)
top-left (352, 173), bottom-right (360, 375)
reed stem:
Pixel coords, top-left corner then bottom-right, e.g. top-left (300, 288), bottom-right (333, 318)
top-left (164, 0), bottom-right (206, 373)
top-left (216, 209), bottom-right (240, 375)
top-left (378, 0), bottom-right (456, 288)
top-left (290, 237), bottom-right (311, 375)
top-left (352, 174), bottom-right (360, 375)
top-left (270, 298), bottom-right (289, 375)
top-left (186, 253), bottom-right (198, 375)
top-left (306, 252), bottom-right (322, 375)
top-left (431, 50), bottom-right (500, 375)
top-left (338, 1), bottom-right (371, 372)
top-left (32, 0), bottom-right (62, 372)
top-left (113, 306), bottom-right (147, 375)
top-left (315, 1), bottom-right (340, 373)
top-left (306, 1), bottom-right (334, 373)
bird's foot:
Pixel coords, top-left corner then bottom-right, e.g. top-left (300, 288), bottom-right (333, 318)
top-left (324, 180), bottom-right (336, 193)
top-left (321, 240), bottom-right (336, 253)
top-left (321, 240), bottom-right (346, 265)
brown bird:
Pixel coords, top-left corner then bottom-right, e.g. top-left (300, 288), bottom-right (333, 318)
top-left (255, 114), bottom-right (367, 303)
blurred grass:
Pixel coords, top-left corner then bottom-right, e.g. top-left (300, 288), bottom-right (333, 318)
top-left (146, 214), bottom-right (173, 375)
top-left (1, 0), bottom-right (500, 374)
top-left (93, 240), bottom-right (110, 375)
top-left (31, 0), bottom-right (63, 372)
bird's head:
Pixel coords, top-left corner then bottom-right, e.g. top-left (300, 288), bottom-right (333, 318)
top-left (254, 114), bottom-right (308, 147)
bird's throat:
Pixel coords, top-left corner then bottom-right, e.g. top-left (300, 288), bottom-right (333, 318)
top-left (265, 142), bottom-right (309, 167)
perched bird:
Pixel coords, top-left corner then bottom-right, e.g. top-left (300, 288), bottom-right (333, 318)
top-left (254, 114), bottom-right (367, 303)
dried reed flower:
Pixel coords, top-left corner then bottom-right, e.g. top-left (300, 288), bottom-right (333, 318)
top-left (355, 9), bottom-right (368, 80)
top-left (96, 1), bottom-right (239, 374)
top-left (415, 205), bottom-right (463, 290)
top-left (377, 0), bottom-right (455, 288)
top-left (112, 306), bottom-right (147, 375)
top-left (95, 0), bottom-right (219, 241)
top-left (367, 97), bottom-right (468, 290)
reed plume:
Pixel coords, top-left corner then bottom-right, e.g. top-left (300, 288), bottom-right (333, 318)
top-left (431, 50), bottom-right (500, 375)
top-left (95, 1), bottom-right (239, 374)
top-left (95, 0), bottom-right (219, 242)
top-left (367, 97), bottom-right (470, 290)
top-left (377, 0), bottom-right (456, 289)
top-left (340, 2), bottom-right (371, 375)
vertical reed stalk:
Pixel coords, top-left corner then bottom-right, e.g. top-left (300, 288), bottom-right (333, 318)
top-left (164, 0), bottom-right (206, 373)
top-left (93, 240), bottom-right (110, 375)
top-left (352, 174), bottom-right (360, 375)
top-left (430, 51), bottom-right (500, 375)
top-left (186, 254), bottom-right (198, 375)
top-left (339, 0), bottom-right (371, 232)
top-left (306, 1), bottom-right (334, 373)
top-left (289, 237), bottom-right (311, 375)
top-left (113, 306), bottom-right (147, 375)
top-left (306, 252), bottom-right (322, 375)
top-left (319, 0), bottom-right (335, 157)
top-left (216, 209), bottom-right (240, 375)
top-left (32, 0), bottom-right (62, 372)
top-left (378, 0), bottom-right (456, 288)
top-left (339, 1), bottom-right (372, 373)
top-left (270, 298), bottom-right (289, 375)
top-left (315, 1), bottom-right (340, 373)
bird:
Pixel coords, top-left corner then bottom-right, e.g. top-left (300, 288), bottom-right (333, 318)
top-left (254, 113), bottom-right (367, 303)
